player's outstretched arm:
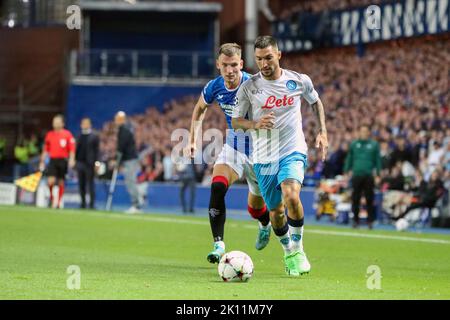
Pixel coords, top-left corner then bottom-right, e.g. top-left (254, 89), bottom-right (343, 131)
top-left (310, 98), bottom-right (328, 161)
top-left (232, 113), bottom-right (275, 130)
top-left (187, 96), bottom-right (208, 158)
top-left (231, 117), bottom-right (254, 130)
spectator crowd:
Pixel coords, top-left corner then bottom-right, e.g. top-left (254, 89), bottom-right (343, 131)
top-left (98, 95), bottom-right (227, 185)
top-left (274, 0), bottom-right (392, 19)
top-left (283, 36), bottom-right (449, 190)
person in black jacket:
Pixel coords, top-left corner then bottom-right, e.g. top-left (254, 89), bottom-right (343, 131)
top-left (393, 170), bottom-right (445, 221)
top-left (76, 118), bottom-right (100, 209)
top-left (380, 163), bottom-right (405, 191)
top-left (115, 111), bottom-right (141, 214)
top-left (176, 158), bottom-right (197, 214)
top-left (389, 136), bottom-right (413, 169)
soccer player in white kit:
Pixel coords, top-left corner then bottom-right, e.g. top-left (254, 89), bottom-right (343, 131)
top-left (232, 36), bottom-right (329, 276)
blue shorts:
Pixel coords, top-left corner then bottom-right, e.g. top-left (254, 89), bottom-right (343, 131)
top-left (253, 152), bottom-right (308, 210)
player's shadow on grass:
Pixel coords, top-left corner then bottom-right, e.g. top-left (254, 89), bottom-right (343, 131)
top-left (162, 265), bottom-right (212, 271)
top-left (208, 280), bottom-right (250, 283)
top-left (87, 261), bottom-right (213, 275)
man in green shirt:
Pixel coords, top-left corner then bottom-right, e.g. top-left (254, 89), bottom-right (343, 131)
top-left (344, 125), bottom-right (381, 229)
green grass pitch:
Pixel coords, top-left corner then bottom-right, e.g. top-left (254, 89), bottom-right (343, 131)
top-left (0, 205), bottom-right (449, 299)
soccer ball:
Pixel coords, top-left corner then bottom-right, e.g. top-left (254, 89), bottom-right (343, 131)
top-left (395, 218), bottom-right (409, 231)
top-left (218, 251), bottom-right (254, 282)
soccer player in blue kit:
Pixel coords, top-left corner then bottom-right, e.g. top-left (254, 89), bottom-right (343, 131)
top-left (187, 43), bottom-right (272, 264)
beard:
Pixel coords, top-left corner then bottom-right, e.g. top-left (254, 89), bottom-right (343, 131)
top-left (261, 67), bottom-right (274, 78)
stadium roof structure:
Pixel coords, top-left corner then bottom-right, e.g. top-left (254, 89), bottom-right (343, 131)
top-left (78, 0), bottom-right (223, 13)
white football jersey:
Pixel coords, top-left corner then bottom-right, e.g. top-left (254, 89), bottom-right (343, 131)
top-left (233, 69), bottom-right (319, 164)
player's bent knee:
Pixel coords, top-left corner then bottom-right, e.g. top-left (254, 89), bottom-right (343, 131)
top-left (283, 193), bottom-right (300, 208)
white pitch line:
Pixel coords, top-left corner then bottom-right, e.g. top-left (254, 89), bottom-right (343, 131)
top-left (241, 223), bottom-right (450, 245)
top-left (305, 229), bottom-right (450, 245)
top-left (6, 206), bottom-right (450, 245)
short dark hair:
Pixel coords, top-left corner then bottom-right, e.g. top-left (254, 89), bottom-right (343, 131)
top-left (254, 35), bottom-right (279, 50)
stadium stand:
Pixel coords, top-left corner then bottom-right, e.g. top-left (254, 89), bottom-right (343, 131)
top-left (98, 95), bottom-right (227, 182)
top-left (283, 35), bottom-right (449, 182)
top-left (270, 0), bottom-right (390, 18)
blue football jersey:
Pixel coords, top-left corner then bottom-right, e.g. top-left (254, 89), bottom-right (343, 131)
top-left (202, 71), bottom-right (252, 156)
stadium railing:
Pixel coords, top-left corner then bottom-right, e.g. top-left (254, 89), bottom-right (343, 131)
top-left (70, 49), bottom-right (216, 80)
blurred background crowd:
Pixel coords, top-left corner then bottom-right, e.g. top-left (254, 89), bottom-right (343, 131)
top-left (0, 0), bottom-right (448, 225)
top-left (277, 0), bottom-right (386, 18)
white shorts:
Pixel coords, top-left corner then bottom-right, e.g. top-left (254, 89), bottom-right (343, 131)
top-left (214, 143), bottom-right (261, 197)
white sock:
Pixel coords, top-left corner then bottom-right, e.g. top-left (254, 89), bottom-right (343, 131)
top-left (258, 221), bottom-right (271, 230)
top-left (275, 229), bottom-right (293, 255)
top-left (289, 225), bottom-right (304, 252)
